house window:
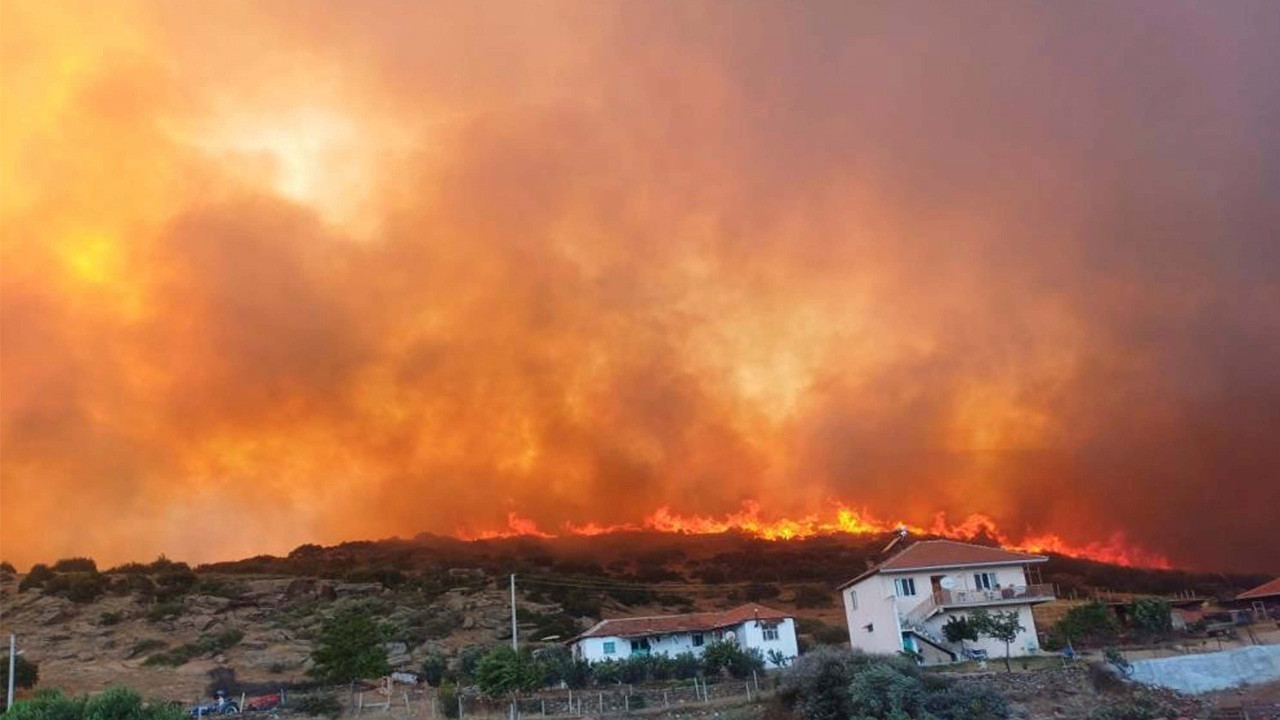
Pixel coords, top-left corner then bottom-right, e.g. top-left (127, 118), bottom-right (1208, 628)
top-left (894, 578), bottom-right (917, 597)
top-left (630, 638), bottom-right (650, 654)
top-left (848, 591), bottom-right (858, 609)
top-left (762, 625), bottom-right (780, 641)
top-left (691, 633), bottom-right (704, 647)
top-left (973, 572), bottom-right (997, 591)
top-left (603, 641), bottom-right (616, 655)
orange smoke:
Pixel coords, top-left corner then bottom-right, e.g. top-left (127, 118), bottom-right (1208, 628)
top-left (2, 2), bottom-right (1278, 574)
top-left (459, 501), bottom-right (1171, 568)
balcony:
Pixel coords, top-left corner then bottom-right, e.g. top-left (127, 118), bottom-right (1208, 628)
top-left (934, 584), bottom-right (1055, 608)
top-left (901, 584), bottom-right (1055, 628)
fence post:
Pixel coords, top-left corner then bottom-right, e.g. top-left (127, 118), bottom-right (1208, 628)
top-left (599, 692), bottom-right (603, 714)
top-left (457, 694), bottom-right (463, 719)
top-left (663, 691), bottom-right (668, 708)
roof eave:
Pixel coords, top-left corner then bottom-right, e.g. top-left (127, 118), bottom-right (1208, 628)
top-left (838, 556), bottom-right (1047, 589)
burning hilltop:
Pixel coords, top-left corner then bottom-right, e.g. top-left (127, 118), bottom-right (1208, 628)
top-left (456, 501), bottom-right (1171, 569)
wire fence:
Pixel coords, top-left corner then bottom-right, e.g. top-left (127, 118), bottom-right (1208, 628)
top-left (351, 676), bottom-right (767, 720)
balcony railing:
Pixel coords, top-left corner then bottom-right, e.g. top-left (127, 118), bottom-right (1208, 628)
top-left (901, 584), bottom-right (1055, 629)
top-left (933, 584), bottom-right (1055, 608)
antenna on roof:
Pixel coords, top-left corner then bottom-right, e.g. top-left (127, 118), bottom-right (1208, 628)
top-left (880, 526), bottom-right (909, 556)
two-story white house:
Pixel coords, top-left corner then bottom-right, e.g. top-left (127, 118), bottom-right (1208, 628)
top-left (839, 539), bottom-right (1055, 664)
top-left (569, 604), bottom-right (799, 669)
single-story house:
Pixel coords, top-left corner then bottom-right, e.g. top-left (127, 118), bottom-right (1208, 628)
top-left (569, 604), bottom-right (799, 668)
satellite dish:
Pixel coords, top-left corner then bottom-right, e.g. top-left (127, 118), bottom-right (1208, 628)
top-left (939, 577), bottom-right (956, 590)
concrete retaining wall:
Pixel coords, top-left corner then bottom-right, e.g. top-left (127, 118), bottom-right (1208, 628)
top-left (1128, 644), bottom-right (1280, 694)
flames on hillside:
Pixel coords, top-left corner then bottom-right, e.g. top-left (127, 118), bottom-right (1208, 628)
top-left (458, 501), bottom-right (1171, 569)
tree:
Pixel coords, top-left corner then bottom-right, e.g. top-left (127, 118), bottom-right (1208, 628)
top-left (420, 654), bottom-right (447, 687)
top-left (1054, 601), bottom-right (1118, 646)
top-left (1129, 598), bottom-right (1172, 635)
top-left (970, 609), bottom-right (1024, 672)
top-left (1, 655), bottom-right (39, 706)
top-left (308, 608), bottom-right (391, 689)
top-left (942, 616), bottom-right (978, 655)
top-left (473, 647), bottom-right (544, 698)
top-left (701, 640), bottom-right (764, 679)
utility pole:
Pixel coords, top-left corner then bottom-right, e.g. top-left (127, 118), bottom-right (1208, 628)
top-left (7, 634), bottom-right (15, 711)
top-left (510, 574), bottom-right (518, 652)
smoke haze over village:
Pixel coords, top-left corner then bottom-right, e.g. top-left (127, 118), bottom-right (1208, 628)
top-left (2, 1), bottom-right (1279, 572)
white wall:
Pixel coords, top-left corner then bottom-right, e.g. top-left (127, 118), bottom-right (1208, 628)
top-left (739, 617), bottom-right (799, 667)
top-left (572, 619), bottom-right (799, 668)
top-left (922, 605), bottom-right (1041, 659)
top-left (842, 576), bottom-right (905, 656)
top-left (843, 564), bottom-right (1044, 661)
top-left (884, 564), bottom-right (1032, 613)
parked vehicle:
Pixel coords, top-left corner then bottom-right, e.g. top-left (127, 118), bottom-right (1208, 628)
top-left (190, 691), bottom-right (240, 717)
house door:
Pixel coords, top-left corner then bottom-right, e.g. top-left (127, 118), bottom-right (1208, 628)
top-left (930, 575), bottom-right (945, 600)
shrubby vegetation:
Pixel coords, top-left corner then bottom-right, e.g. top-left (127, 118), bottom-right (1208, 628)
top-left (142, 629), bottom-right (245, 667)
top-left (5, 688), bottom-right (185, 720)
top-left (1045, 601), bottom-right (1119, 649)
top-left (777, 648), bottom-right (1008, 720)
top-left (308, 608), bottom-right (391, 685)
top-left (293, 694), bottom-right (343, 718)
top-left (1128, 598), bottom-right (1172, 635)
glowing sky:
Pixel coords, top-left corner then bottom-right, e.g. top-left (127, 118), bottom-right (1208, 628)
top-left (2, 1), bottom-right (1278, 571)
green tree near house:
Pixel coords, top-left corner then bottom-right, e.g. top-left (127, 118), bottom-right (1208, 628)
top-left (1129, 598), bottom-right (1173, 635)
top-left (308, 607), bottom-right (391, 689)
top-left (473, 647), bottom-right (545, 698)
top-left (942, 615), bottom-right (978, 656)
top-left (970, 608), bottom-right (1024, 672)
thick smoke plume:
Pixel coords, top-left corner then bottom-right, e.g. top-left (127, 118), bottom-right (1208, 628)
top-left (2, 1), bottom-right (1278, 571)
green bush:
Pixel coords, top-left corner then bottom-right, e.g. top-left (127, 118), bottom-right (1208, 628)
top-left (702, 640), bottom-right (765, 679)
top-left (846, 661), bottom-right (929, 720)
top-left (474, 647), bottom-right (545, 698)
top-left (52, 558), bottom-right (97, 573)
top-left (1054, 602), bottom-right (1119, 646)
top-left (420, 654), bottom-right (447, 687)
top-left (146, 601), bottom-right (185, 622)
top-left (293, 694), bottom-right (343, 718)
top-left (6, 687), bottom-right (186, 720)
top-left (923, 681), bottom-right (1009, 720)
top-left (142, 629), bottom-right (244, 667)
top-left (308, 608), bottom-right (391, 684)
top-left (100, 612), bottom-right (122, 626)
top-left (779, 648), bottom-right (1008, 720)
top-left (438, 682), bottom-right (460, 719)
top-left (1129, 598), bottom-right (1173, 635)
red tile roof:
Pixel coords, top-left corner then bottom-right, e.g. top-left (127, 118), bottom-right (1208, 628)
top-left (839, 539), bottom-right (1047, 589)
top-left (1239, 576), bottom-right (1280, 600)
top-left (573, 604), bottom-right (791, 640)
